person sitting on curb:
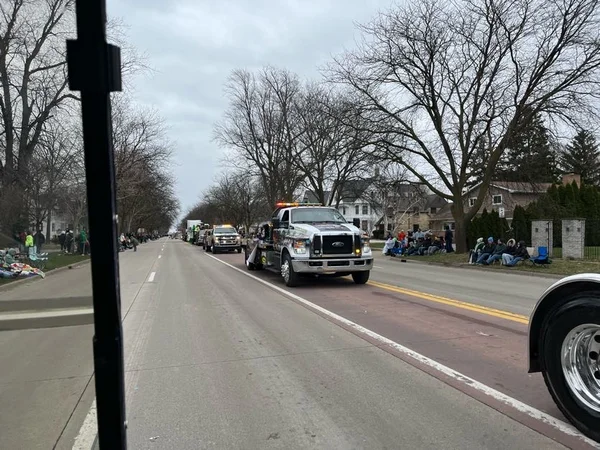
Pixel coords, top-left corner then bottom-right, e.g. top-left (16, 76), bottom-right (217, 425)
top-left (428, 236), bottom-right (444, 255)
top-left (476, 237), bottom-right (496, 264)
top-left (500, 239), bottom-right (517, 264)
top-left (418, 235), bottom-right (433, 255)
top-left (503, 240), bottom-right (529, 266)
top-left (468, 237), bottom-right (485, 264)
top-left (484, 238), bottom-right (506, 265)
top-left (405, 240), bottom-right (420, 256)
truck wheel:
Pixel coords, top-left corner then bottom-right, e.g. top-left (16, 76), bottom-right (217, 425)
top-left (352, 271), bottom-right (370, 284)
top-left (281, 252), bottom-right (299, 287)
top-left (237, 247), bottom-right (242, 254)
top-left (245, 247), bottom-right (255, 271)
top-left (541, 300), bottom-right (600, 442)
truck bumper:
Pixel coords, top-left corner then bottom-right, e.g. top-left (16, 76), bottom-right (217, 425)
top-left (292, 258), bottom-right (373, 273)
top-left (214, 245), bottom-right (241, 251)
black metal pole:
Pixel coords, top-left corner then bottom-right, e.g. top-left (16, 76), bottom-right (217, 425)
top-left (66, 1), bottom-right (126, 448)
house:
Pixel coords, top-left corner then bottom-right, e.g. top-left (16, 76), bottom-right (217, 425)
top-left (375, 185), bottom-right (448, 235)
top-left (302, 180), bottom-right (447, 236)
top-left (429, 180), bottom-right (554, 232)
top-left (302, 180), bottom-right (381, 234)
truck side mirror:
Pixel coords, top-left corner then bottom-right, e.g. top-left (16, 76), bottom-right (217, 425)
top-left (271, 219), bottom-right (280, 229)
top-left (352, 218), bottom-right (361, 228)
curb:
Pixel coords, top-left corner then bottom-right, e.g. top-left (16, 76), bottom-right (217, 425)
top-left (381, 255), bottom-right (563, 280)
top-left (0, 259), bottom-right (91, 293)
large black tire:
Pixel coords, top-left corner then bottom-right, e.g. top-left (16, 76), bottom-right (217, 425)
top-left (351, 271), bottom-right (370, 284)
top-left (541, 298), bottom-right (600, 442)
top-left (237, 247), bottom-right (242, 254)
top-left (281, 252), bottom-right (299, 287)
top-left (245, 247), bottom-right (255, 271)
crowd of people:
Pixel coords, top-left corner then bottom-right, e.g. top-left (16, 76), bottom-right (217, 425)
top-left (119, 232), bottom-right (158, 252)
top-left (381, 228), bottom-right (532, 267)
top-left (13, 230), bottom-right (47, 255)
top-left (382, 227), bottom-right (455, 257)
top-left (469, 237), bottom-right (530, 267)
top-left (57, 228), bottom-right (90, 255)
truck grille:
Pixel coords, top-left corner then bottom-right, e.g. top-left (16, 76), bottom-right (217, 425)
top-left (322, 235), bottom-right (354, 255)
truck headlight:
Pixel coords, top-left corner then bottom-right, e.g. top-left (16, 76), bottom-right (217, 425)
top-left (362, 238), bottom-right (371, 254)
top-left (293, 239), bottom-right (308, 254)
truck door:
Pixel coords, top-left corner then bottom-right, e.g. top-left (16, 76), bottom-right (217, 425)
top-left (273, 210), bottom-right (289, 266)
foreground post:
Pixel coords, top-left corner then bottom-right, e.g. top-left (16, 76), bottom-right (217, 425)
top-left (66, 1), bottom-right (126, 448)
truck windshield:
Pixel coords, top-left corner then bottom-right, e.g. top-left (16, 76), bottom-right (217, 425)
top-left (215, 227), bottom-right (237, 234)
top-left (291, 208), bottom-right (346, 224)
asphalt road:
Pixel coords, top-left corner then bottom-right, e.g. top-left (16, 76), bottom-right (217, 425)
top-left (369, 252), bottom-right (559, 316)
top-left (0, 245), bottom-right (158, 450)
top-left (0, 239), bottom-right (595, 449)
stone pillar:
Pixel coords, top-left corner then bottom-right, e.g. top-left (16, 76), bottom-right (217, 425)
top-left (531, 220), bottom-right (553, 257)
top-left (562, 219), bottom-right (585, 259)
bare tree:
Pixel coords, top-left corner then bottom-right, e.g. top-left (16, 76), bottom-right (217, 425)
top-left (329, 0), bottom-right (600, 251)
top-left (202, 171), bottom-right (270, 230)
top-left (31, 119), bottom-right (82, 233)
top-left (214, 67), bottom-right (305, 206)
top-left (293, 83), bottom-right (374, 206)
top-left (360, 163), bottom-right (430, 234)
top-left (109, 96), bottom-right (178, 232)
top-left (0, 0), bottom-right (76, 200)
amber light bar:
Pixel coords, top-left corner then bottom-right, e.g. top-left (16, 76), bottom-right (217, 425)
top-left (275, 202), bottom-right (323, 207)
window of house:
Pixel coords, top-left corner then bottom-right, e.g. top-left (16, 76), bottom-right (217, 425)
top-left (51, 223), bottom-right (55, 232)
top-left (430, 207), bottom-right (437, 214)
top-left (361, 220), bottom-right (368, 231)
top-left (342, 206), bottom-right (346, 215)
top-left (387, 223), bottom-right (392, 231)
top-left (492, 194), bottom-right (502, 205)
top-left (362, 205), bottom-right (368, 215)
top-left (355, 205), bottom-right (359, 215)
top-left (469, 197), bottom-right (476, 207)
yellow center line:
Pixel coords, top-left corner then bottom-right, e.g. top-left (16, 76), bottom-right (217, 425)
top-left (367, 280), bottom-right (530, 325)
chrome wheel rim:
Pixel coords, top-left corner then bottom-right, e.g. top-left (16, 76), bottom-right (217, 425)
top-left (281, 260), bottom-right (290, 283)
top-left (561, 324), bottom-right (600, 413)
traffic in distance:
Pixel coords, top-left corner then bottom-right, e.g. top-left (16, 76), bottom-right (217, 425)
top-left (176, 201), bottom-right (600, 443)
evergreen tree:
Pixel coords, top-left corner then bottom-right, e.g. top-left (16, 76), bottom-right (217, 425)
top-left (496, 111), bottom-right (559, 183)
top-left (511, 205), bottom-right (531, 245)
top-left (560, 130), bottom-right (600, 186)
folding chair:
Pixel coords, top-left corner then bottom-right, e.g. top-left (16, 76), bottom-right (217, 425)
top-left (530, 246), bottom-right (550, 267)
top-left (27, 250), bottom-right (49, 270)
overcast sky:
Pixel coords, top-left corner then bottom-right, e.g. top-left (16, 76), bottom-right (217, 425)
top-left (105, 0), bottom-right (394, 216)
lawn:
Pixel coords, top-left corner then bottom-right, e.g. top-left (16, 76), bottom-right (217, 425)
top-left (388, 252), bottom-right (600, 277)
top-left (0, 253), bottom-right (90, 285)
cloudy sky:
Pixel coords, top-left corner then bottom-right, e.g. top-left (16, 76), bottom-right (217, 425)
top-left (105, 0), bottom-right (394, 216)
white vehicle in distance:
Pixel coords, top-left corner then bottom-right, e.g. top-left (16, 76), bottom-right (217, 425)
top-left (205, 225), bottom-right (242, 254)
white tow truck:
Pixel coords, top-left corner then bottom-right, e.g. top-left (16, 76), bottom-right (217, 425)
top-left (243, 202), bottom-right (373, 287)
